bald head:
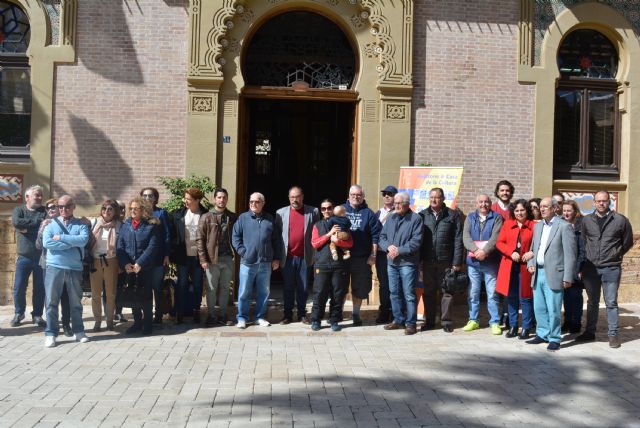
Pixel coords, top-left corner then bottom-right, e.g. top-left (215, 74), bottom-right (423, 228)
top-left (57, 195), bottom-right (76, 219)
top-left (539, 197), bottom-right (554, 221)
top-left (249, 192), bottom-right (265, 214)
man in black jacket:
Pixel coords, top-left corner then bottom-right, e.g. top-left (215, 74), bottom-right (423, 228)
top-left (419, 187), bottom-right (464, 333)
top-left (577, 191), bottom-right (634, 348)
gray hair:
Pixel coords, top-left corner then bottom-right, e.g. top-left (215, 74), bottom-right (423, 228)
top-left (250, 192), bottom-right (265, 202)
top-left (549, 197), bottom-right (559, 208)
top-left (395, 192), bottom-right (410, 204)
top-left (349, 184), bottom-right (364, 196)
top-left (24, 185), bottom-right (43, 198)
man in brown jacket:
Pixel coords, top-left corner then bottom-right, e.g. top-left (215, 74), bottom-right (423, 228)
top-left (197, 188), bottom-right (237, 326)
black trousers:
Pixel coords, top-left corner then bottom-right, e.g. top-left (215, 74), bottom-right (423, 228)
top-left (132, 270), bottom-right (154, 333)
top-left (311, 266), bottom-right (349, 324)
top-left (376, 251), bottom-right (391, 315)
top-left (423, 261), bottom-right (453, 326)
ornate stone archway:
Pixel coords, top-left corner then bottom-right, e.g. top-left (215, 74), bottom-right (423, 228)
top-left (186, 0), bottom-right (414, 209)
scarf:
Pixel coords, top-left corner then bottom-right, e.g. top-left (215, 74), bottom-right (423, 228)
top-left (92, 217), bottom-right (121, 258)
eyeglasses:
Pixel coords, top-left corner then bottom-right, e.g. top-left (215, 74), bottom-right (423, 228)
top-left (320, 206), bottom-right (333, 212)
top-left (129, 206), bottom-right (140, 211)
top-left (382, 192), bottom-right (394, 197)
top-left (349, 193), bottom-right (363, 198)
top-left (141, 194), bottom-right (155, 199)
top-left (57, 204), bottom-right (73, 210)
top-left (101, 206), bottom-right (114, 211)
top-left (531, 205), bottom-right (540, 210)
top-left (249, 200), bottom-right (262, 204)
top-left (46, 205), bottom-right (57, 211)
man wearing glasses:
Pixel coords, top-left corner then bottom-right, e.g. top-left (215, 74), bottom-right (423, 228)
top-left (343, 185), bottom-right (381, 326)
top-left (232, 193), bottom-right (283, 329)
top-left (11, 185), bottom-right (47, 328)
top-left (374, 185), bottom-right (398, 324)
top-left (140, 187), bottom-right (172, 324)
top-left (42, 195), bottom-right (91, 347)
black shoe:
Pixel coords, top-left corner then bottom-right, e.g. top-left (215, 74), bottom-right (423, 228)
top-left (279, 317), bottom-right (292, 325)
top-left (375, 312), bottom-right (390, 325)
top-left (126, 324), bottom-right (142, 335)
top-left (352, 314), bottom-right (363, 327)
top-left (10, 313), bottom-right (25, 327)
top-left (420, 323), bottom-right (435, 332)
top-left (153, 314), bottom-right (162, 324)
top-left (547, 342), bottom-right (560, 351)
top-left (142, 329), bottom-right (152, 336)
top-left (526, 335), bottom-right (546, 345)
top-left (62, 324), bottom-right (73, 337)
top-left (193, 310), bottom-right (201, 324)
top-left (205, 316), bottom-right (217, 327)
top-left (505, 327), bottom-right (519, 338)
top-left (561, 323), bottom-right (569, 334)
top-left (518, 328), bottom-right (531, 340)
top-left (442, 325), bottom-right (453, 333)
top-left (116, 313), bottom-right (128, 323)
top-left (176, 314), bottom-right (184, 325)
top-left (575, 331), bottom-right (596, 342)
top-left (298, 314), bottom-right (311, 325)
top-left (32, 316), bottom-right (46, 328)
top-left (569, 324), bottom-right (582, 334)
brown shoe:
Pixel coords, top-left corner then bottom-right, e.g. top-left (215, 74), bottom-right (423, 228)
top-left (384, 322), bottom-right (404, 330)
top-left (405, 325), bottom-right (417, 335)
top-left (279, 317), bottom-right (292, 325)
top-left (298, 315), bottom-right (311, 325)
top-left (609, 335), bottom-right (621, 348)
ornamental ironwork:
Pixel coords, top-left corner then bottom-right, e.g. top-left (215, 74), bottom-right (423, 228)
top-left (243, 11), bottom-right (356, 89)
top-left (0, 1), bottom-right (30, 53)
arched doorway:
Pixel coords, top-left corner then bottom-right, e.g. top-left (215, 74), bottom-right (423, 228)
top-left (239, 10), bottom-right (359, 213)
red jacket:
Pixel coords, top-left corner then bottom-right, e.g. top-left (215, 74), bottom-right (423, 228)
top-left (495, 218), bottom-right (534, 298)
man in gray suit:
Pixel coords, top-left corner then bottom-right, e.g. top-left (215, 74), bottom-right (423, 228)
top-left (526, 197), bottom-right (577, 351)
top-left (275, 186), bottom-right (319, 324)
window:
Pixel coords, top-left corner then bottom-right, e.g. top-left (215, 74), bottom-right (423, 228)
top-left (1, 1), bottom-right (31, 162)
top-left (554, 29), bottom-right (620, 180)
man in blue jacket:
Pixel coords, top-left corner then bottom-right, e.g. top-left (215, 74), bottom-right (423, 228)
top-left (232, 192), bottom-right (283, 329)
top-left (42, 195), bottom-right (90, 347)
top-left (378, 192), bottom-right (423, 335)
top-left (343, 185), bottom-right (381, 326)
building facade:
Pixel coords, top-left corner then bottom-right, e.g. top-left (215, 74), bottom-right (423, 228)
top-left (1, 0), bottom-right (639, 302)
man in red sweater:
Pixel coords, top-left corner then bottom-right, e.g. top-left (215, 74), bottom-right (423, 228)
top-left (491, 180), bottom-right (515, 221)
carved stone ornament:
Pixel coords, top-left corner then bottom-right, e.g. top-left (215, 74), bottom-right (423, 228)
top-left (385, 104), bottom-right (407, 121)
top-left (190, 94), bottom-right (216, 114)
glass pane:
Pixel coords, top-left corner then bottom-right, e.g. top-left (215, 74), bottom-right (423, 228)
top-left (554, 89), bottom-right (581, 168)
top-left (557, 29), bottom-right (618, 79)
top-left (0, 67), bottom-right (31, 148)
top-left (0, 1), bottom-right (30, 53)
top-left (244, 11), bottom-right (356, 89)
top-left (587, 91), bottom-right (615, 167)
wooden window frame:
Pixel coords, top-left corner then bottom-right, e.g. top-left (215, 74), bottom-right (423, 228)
top-left (0, 53), bottom-right (31, 162)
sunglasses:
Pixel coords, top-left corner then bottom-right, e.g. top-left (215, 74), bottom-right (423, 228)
top-left (141, 194), bottom-right (155, 199)
top-left (101, 206), bottom-right (114, 211)
top-left (320, 206), bottom-right (333, 212)
top-left (382, 192), bottom-right (394, 197)
top-left (46, 205), bottom-right (57, 211)
top-left (57, 204), bottom-right (73, 210)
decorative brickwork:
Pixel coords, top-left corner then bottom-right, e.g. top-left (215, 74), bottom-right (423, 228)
top-left (412, 1), bottom-right (535, 214)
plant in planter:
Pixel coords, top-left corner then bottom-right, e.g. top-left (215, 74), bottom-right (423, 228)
top-left (156, 174), bottom-right (216, 214)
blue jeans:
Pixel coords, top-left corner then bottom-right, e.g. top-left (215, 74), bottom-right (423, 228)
top-left (176, 256), bottom-right (204, 316)
top-left (583, 263), bottom-right (621, 336)
top-left (507, 264), bottom-right (534, 329)
top-left (13, 256), bottom-right (45, 317)
top-left (533, 267), bottom-right (563, 344)
top-left (237, 262), bottom-right (271, 322)
top-left (44, 267), bottom-right (85, 337)
top-left (281, 255), bottom-right (309, 319)
top-left (387, 264), bottom-right (418, 327)
top-left (467, 263), bottom-right (500, 325)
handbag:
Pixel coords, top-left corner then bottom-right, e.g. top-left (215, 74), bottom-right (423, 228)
top-left (116, 273), bottom-right (146, 308)
top-left (160, 276), bottom-right (175, 315)
top-left (441, 268), bottom-right (469, 294)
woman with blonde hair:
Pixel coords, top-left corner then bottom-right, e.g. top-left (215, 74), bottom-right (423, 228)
top-left (89, 199), bottom-right (122, 331)
top-left (116, 197), bottom-right (161, 335)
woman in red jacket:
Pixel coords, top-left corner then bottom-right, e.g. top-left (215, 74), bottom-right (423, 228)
top-left (495, 199), bottom-right (535, 339)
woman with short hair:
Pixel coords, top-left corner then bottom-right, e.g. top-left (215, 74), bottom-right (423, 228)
top-left (561, 200), bottom-right (585, 334)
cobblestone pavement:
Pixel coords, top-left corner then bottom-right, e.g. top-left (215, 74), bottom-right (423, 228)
top-left (1, 303), bottom-right (639, 428)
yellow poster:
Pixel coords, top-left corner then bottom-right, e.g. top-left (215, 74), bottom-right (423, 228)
top-left (398, 166), bottom-right (464, 212)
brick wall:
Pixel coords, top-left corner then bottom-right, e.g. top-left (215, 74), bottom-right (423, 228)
top-left (52, 0), bottom-right (189, 205)
top-left (412, 1), bottom-right (535, 213)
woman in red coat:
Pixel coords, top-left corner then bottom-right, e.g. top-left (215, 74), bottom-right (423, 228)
top-left (495, 199), bottom-right (535, 339)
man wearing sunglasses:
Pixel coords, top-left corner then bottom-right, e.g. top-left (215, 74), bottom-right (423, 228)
top-left (10, 185), bottom-right (47, 328)
top-left (374, 185), bottom-right (398, 324)
top-left (42, 195), bottom-right (91, 347)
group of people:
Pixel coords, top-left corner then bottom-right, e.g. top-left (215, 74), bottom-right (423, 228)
top-left (9, 180), bottom-right (633, 351)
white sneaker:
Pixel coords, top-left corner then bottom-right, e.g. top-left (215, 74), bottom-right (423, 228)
top-left (74, 332), bottom-right (90, 343)
top-left (44, 336), bottom-right (56, 348)
top-left (237, 319), bottom-right (246, 329)
top-left (257, 318), bottom-right (271, 327)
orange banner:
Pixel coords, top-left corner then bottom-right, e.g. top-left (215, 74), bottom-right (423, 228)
top-left (398, 167), bottom-right (464, 212)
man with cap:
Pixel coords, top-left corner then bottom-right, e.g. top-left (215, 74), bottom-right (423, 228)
top-left (374, 185), bottom-right (398, 324)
